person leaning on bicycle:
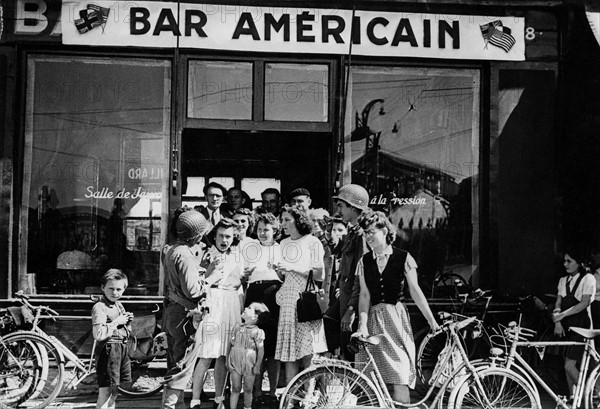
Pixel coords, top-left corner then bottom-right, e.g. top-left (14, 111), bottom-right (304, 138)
top-left (352, 210), bottom-right (439, 405)
top-left (552, 247), bottom-right (596, 398)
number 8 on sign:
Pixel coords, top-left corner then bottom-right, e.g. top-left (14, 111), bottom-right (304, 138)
top-left (525, 27), bottom-right (536, 41)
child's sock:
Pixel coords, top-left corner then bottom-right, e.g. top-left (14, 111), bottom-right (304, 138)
top-left (190, 399), bottom-right (201, 407)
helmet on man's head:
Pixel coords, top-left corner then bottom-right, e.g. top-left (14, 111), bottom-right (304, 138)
top-left (332, 184), bottom-right (369, 211)
top-left (176, 210), bottom-right (210, 241)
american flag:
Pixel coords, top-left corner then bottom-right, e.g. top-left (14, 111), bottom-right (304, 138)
top-left (480, 20), bottom-right (516, 53)
top-left (74, 4), bottom-right (110, 34)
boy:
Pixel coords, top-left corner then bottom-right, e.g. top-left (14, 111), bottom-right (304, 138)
top-left (92, 269), bottom-right (133, 409)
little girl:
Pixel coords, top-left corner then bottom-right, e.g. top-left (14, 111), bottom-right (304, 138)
top-left (228, 302), bottom-right (270, 409)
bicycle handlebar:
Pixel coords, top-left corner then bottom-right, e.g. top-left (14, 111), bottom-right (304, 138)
top-left (14, 290), bottom-right (59, 319)
top-left (438, 311), bottom-right (479, 331)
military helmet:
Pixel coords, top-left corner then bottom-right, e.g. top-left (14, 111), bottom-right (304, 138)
top-left (332, 184), bottom-right (369, 211)
top-left (176, 210), bottom-right (209, 241)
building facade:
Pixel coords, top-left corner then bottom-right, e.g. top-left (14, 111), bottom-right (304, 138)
top-left (0, 0), bottom-right (598, 314)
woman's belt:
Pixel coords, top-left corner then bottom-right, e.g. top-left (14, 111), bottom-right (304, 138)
top-left (248, 279), bottom-right (281, 286)
top-left (372, 299), bottom-right (401, 306)
top-left (210, 284), bottom-right (241, 291)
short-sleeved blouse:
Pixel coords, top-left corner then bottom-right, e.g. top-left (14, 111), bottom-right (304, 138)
top-left (245, 243), bottom-right (282, 283)
top-left (280, 235), bottom-right (324, 275)
top-left (557, 273), bottom-right (596, 301)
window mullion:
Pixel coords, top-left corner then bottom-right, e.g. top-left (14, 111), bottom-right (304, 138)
top-left (253, 60), bottom-right (265, 122)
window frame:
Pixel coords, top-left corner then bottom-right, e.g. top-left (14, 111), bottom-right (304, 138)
top-left (181, 54), bottom-right (336, 132)
top-left (18, 52), bottom-right (173, 298)
top-left (343, 58), bottom-right (484, 283)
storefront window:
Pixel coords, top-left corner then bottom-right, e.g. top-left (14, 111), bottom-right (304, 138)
top-left (187, 61), bottom-right (253, 120)
top-left (22, 56), bottom-right (171, 295)
top-left (346, 66), bottom-right (480, 287)
top-left (264, 63), bottom-right (328, 122)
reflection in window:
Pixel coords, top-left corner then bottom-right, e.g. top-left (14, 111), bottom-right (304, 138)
top-left (23, 56), bottom-right (171, 295)
top-left (187, 61), bottom-right (253, 120)
top-left (346, 66), bottom-right (480, 290)
top-left (264, 63), bottom-right (328, 122)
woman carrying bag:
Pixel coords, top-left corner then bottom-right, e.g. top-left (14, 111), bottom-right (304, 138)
top-left (273, 205), bottom-right (326, 384)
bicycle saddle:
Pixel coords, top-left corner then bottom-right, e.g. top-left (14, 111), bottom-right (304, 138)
top-left (570, 327), bottom-right (600, 339)
top-left (351, 334), bottom-right (383, 346)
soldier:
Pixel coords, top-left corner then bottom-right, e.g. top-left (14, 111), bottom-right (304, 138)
top-left (161, 210), bottom-right (210, 409)
top-left (331, 184), bottom-right (370, 359)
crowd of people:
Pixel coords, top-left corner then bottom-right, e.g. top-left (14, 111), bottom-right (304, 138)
top-left (88, 182), bottom-right (600, 409)
top-left (156, 183), bottom-right (439, 409)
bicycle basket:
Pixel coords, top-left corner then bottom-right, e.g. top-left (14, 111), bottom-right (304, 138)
top-left (0, 306), bottom-right (33, 335)
top-left (0, 308), bottom-right (15, 335)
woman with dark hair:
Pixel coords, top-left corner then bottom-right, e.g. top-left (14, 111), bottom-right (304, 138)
top-left (353, 210), bottom-right (438, 404)
top-left (189, 218), bottom-right (244, 409)
top-left (552, 247), bottom-right (596, 397)
top-left (274, 205), bottom-right (325, 383)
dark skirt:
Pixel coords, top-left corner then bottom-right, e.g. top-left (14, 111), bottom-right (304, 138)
top-left (246, 280), bottom-right (281, 358)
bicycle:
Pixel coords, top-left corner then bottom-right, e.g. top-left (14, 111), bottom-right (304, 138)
top-left (416, 288), bottom-right (497, 386)
top-left (448, 319), bottom-right (600, 409)
top-left (7, 291), bottom-right (166, 407)
top-left (429, 272), bottom-right (471, 299)
top-left (0, 332), bottom-right (64, 409)
top-left (0, 331), bottom-right (65, 409)
top-left (279, 311), bottom-right (538, 409)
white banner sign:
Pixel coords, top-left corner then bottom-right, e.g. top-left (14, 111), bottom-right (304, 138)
top-left (61, 1), bottom-right (525, 61)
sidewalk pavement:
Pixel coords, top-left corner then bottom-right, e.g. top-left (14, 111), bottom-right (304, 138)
top-left (50, 389), bottom-right (561, 409)
top-left (52, 390), bottom-right (218, 409)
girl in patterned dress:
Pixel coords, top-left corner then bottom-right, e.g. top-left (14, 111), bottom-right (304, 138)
top-left (274, 205), bottom-right (326, 383)
top-left (227, 303), bottom-right (270, 409)
top-left (353, 211), bottom-right (439, 404)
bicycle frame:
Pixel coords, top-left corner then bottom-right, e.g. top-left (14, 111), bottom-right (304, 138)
top-left (361, 315), bottom-right (499, 408)
top-left (19, 295), bottom-right (98, 390)
top-left (32, 326), bottom-right (96, 389)
top-left (505, 329), bottom-right (600, 409)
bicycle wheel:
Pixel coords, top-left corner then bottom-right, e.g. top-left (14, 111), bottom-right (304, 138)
top-left (416, 330), bottom-right (447, 386)
top-left (279, 365), bottom-right (384, 409)
top-left (118, 358), bottom-right (166, 397)
top-left (0, 332), bottom-right (65, 409)
top-left (0, 336), bottom-right (43, 408)
top-left (431, 273), bottom-right (470, 298)
top-left (448, 368), bottom-right (539, 409)
top-left (584, 363), bottom-right (600, 409)
top-left (417, 324), bottom-right (493, 387)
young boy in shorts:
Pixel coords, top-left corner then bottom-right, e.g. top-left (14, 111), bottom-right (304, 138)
top-left (92, 269), bottom-right (133, 409)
